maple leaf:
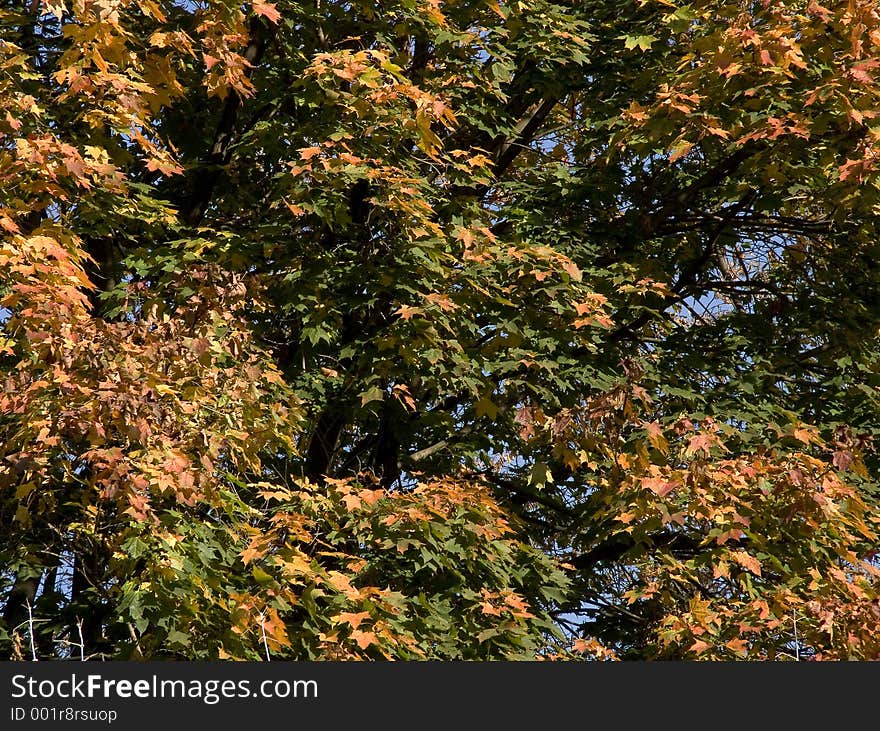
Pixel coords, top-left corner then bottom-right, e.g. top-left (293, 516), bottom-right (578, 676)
top-left (326, 571), bottom-right (360, 600)
top-left (357, 488), bottom-right (385, 505)
top-left (349, 629), bottom-right (378, 649)
top-left (253, 1), bottom-right (281, 23)
top-left (335, 611), bottom-right (371, 630)
top-left (299, 146), bottom-right (322, 160)
top-left (574, 301), bottom-right (598, 316)
top-left (395, 304), bottom-right (423, 320)
top-left (851, 61), bottom-right (880, 85)
top-left (561, 258), bottom-right (582, 282)
top-left (792, 426), bottom-right (819, 445)
top-left (832, 450), bottom-right (853, 472)
top-left (262, 610), bottom-right (292, 648)
top-left (669, 142), bottom-right (693, 164)
top-left (685, 432), bottom-right (721, 457)
top-left (0, 215), bottom-right (20, 233)
top-left (123, 493), bottom-right (152, 521)
top-left (644, 421), bottom-right (668, 453)
top-left (641, 476), bottom-right (677, 497)
top-left (240, 543), bottom-right (263, 565)
top-left (732, 552), bottom-right (762, 576)
top-left (9, 0), bottom-right (880, 665)
top-left (392, 384), bottom-right (417, 411)
top-left (342, 493), bottom-right (361, 511)
top-left (572, 638), bottom-right (616, 659)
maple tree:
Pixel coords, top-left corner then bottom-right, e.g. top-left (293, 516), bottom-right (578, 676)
top-left (3, 0), bottom-right (880, 660)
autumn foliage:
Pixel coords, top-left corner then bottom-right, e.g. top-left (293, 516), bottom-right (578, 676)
top-left (2, 0), bottom-right (880, 660)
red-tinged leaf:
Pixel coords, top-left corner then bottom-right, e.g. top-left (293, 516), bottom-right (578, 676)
top-left (839, 158), bottom-right (871, 183)
top-left (124, 493), bottom-right (152, 521)
top-left (253, 0), bottom-right (281, 23)
top-left (145, 157), bottom-right (184, 176)
top-left (715, 529), bottom-right (745, 545)
top-left (833, 449), bottom-right (853, 471)
top-left (5, 111), bottom-right (21, 131)
top-left (392, 384), bottom-right (417, 411)
top-left (851, 60), bottom-right (880, 85)
top-left (685, 432), bottom-right (720, 457)
top-left (732, 552), bottom-right (762, 576)
top-left (690, 639), bottom-right (712, 654)
top-left (574, 301), bottom-right (597, 316)
top-left (455, 227), bottom-right (475, 248)
top-left (641, 476), bottom-right (677, 497)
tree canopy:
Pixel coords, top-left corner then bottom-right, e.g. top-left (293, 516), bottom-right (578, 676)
top-left (3, 0), bottom-right (880, 660)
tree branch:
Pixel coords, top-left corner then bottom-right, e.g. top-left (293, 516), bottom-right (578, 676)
top-left (180, 19), bottom-right (275, 227)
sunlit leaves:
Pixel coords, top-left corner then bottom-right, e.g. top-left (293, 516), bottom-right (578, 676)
top-left (5, 0), bottom-right (880, 662)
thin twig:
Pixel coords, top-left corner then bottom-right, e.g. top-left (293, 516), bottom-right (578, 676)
top-left (260, 613), bottom-right (271, 662)
top-left (77, 618), bottom-right (85, 661)
top-left (25, 599), bottom-right (37, 661)
top-left (127, 622), bottom-right (144, 657)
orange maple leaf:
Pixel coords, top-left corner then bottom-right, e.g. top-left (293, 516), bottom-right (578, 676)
top-left (732, 552), bottom-right (762, 576)
top-left (350, 629), bottom-right (378, 649)
top-left (299, 146), bottom-right (322, 160)
top-left (336, 611), bottom-right (371, 630)
top-left (253, 1), bottom-right (281, 23)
